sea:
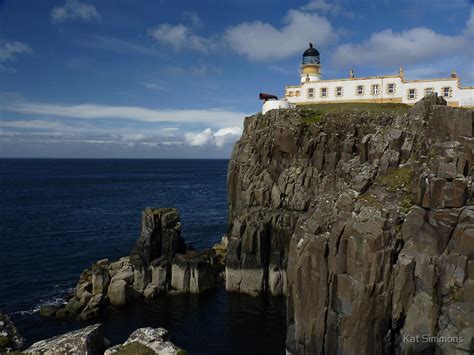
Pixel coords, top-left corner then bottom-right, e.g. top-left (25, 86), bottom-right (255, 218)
top-left (0, 159), bottom-right (286, 354)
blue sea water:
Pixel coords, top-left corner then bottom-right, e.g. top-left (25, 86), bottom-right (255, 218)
top-left (0, 159), bottom-right (286, 354)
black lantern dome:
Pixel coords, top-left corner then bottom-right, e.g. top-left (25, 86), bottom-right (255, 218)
top-left (302, 43), bottom-right (320, 65)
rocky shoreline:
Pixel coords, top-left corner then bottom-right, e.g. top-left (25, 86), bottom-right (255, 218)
top-left (1, 207), bottom-right (222, 354)
top-left (40, 207), bottom-right (225, 321)
top-left (23, 324), bottom-right (184, 355)
top-left (0, 312), bottom-right (24, 353)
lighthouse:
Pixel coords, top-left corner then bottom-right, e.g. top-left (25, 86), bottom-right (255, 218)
top-left (300, 43), bottom-right (321, 84)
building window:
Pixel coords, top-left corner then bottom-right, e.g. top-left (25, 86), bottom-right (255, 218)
top-left (306, 74), bottom-right (310, 83)
top-left (407, 88), bottom-right (417, 100)
top-left (335, 87), bottom-right (343, 97)
top-left (307, 88), bottom-right (314, 98)
top-left (371, 84), bottom-right (380, 95)
top-left (356, 85), bottom-right (364, 96)
top-left (442, 87), bottom-right (451, 98)
top-left (387, 83), bottom-right (395, 95)
top-left (288, 91), bottom-right (294, 97)
top-left (295, 91), bottom-right (301, 97)
top-left (424, 87), bottom-right (434, 96)
top-left (320, 87), bottom-right (328, 98)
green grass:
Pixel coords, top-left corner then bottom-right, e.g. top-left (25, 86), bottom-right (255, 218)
top-left (113, 342), bottom-right (156, 355)
top-left (0, 335), bottom-right (13, 349)
top-left (299, 103), bottom-right (410, 125)
top-left (379, 167), bottom-right (415, 214)
top-left (379, 167), bottom-right (413, 193)
top-left (358, 192), bottom-right (383, 208)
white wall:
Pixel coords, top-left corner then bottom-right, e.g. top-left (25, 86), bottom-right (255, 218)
top-left (262, 99), bottom-right (290, 114)
top-left (285, 76), bottom-right (474, 107)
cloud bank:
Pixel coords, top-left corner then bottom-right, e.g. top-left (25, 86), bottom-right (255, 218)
top-left (333, 28), bottom-right (468, 67)
top-left (224, 10), bottom-right (335, 61)
top-left (185, 127), bottom-right (242, 147)
top-left (1, 100), bottom-right (247, 128)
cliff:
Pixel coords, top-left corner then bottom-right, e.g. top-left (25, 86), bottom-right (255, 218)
top-left (226, 96), bottom-right (474, 354)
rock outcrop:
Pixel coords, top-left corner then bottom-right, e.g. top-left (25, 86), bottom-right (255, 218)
top-left (46, 208), bottom-right (223, 320)
top-left (0, 312), bottom-right (24, 353)
top-left (105, 327), bottom-right (184, 355)
top-left (25, 323), bottom-right (106, 355)
top-left (226, 96), bottom-right (474, 354)
top-left (24, 324), bottom-right (183, 355)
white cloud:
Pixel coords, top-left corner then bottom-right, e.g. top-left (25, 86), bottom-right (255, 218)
top-left (301, 0), bottom-right (354, 18)
top-left (51, 0), bottom-right (100, 23)
top-left (213, 127), bottom-right (243, 147)
top-left (0, 120), bottom-right (64, 130)
top-left (332, 27), bottom-right (468, 67)
top-left (0, 41), bottom-right (32, 62)
top-left (465, 6), bottom-right (474, 37)
top-left (0, 100), bottom-right (247, 128)
top-left (185, 127), bottom-right (242, 147)
top-left (224, 9), bottom-right (336, 61)
top-left (148, 24), bottom-right (215, 53)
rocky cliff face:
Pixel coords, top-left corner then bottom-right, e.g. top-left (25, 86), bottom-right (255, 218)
top-left (226, 96), bottom-right (474, 354)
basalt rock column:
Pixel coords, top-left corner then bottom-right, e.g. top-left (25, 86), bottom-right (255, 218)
top-left (225, 96), bottom-right (474, 353)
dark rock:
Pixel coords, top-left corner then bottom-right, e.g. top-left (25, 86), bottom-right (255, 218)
top-left (39, 304), bottom-right (61, 317)
top-left (92, 264), bottom-right (110, 295)
top-left (171, 251), bottom-right (218, 294)
top-left (55, 296), bottom-right (85, 319)
top-left (0, 312), bottom-right (24, 352)
top-left (225, 95), bottom-right (474, 353)
top-left (130, 208), bottom-right (185, 267)
top-left (78, 294), bottom-right (106, 320)
top-left (107, 280), bottom-right (140, 306)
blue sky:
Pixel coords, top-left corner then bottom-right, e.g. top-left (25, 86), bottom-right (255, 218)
top-left (0, 0), bottom-right (473, 158)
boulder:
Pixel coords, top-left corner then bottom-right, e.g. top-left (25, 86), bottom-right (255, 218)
top-left (78, 294), bottom-right (106, 320)
top-left (25, 323), bottom-right (106, 355)
top-left (92, 264), bottom-right (111, 295)
top-left (39, 304), bottom-right (61, 317)
top-left (104, 327), bottom-right (184, 355)
top-left (150, 257), bottom-right (170, 293)
top-left (143, 283), bottom-right (160, 299)
top-left (171, 251), bottom-right (217, 294)
top-left (76, 281), bottom-right (92, 299)
top-left (107, 280), bottom-right (139, 306)
top-left (55, 296), bottom-right (85, 319)
top-left (111, 265), bottom-right (134, 284)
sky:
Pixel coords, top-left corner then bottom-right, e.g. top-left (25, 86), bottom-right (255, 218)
top-left (0, 0), bottom-right (473, 158)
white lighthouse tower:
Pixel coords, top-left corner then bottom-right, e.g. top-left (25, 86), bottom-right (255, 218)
top-left (300, 43), bottom-right (321, 84)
